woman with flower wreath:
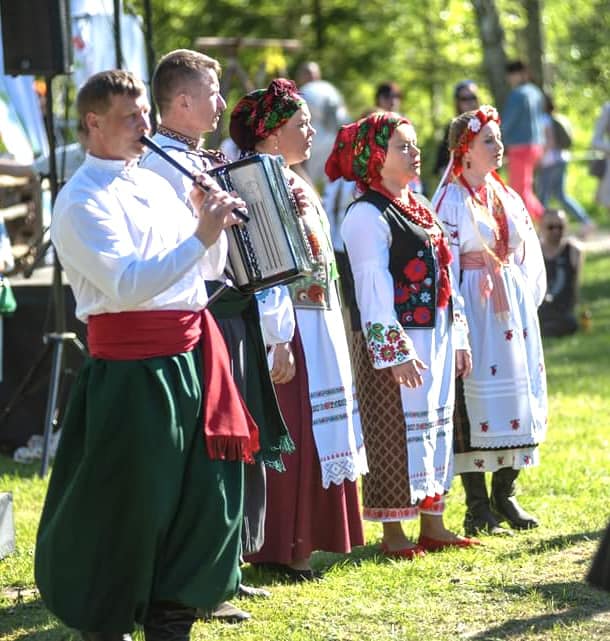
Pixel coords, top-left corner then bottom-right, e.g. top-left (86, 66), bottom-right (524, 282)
top-left (326, 112), bottom-right (477, 557)
top-left (433, 105), bottom-right (547, 536)
top-left (229, 79), bottom-right (367, 580)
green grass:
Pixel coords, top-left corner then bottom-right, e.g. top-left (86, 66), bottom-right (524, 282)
top-left (2, 254), bottom-right (610, 640)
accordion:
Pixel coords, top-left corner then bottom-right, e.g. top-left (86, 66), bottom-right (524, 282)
top-left (209, 154), bottom-right (314, 293)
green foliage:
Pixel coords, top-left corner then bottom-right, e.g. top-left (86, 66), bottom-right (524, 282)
top-left (138, 0), bottom-right (607, 217)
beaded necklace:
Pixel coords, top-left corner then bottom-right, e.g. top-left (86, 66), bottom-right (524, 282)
top-left (371, 183), bottom-right (453, 308)
top-left (372, 183), bottom-right (436, 230)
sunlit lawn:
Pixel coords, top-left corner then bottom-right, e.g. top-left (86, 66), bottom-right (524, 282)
top-left (2, 252), bottom-right (610, 641)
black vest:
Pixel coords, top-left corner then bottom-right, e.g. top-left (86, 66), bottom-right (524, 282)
top-left (343, 189), bottom-right (451, 330)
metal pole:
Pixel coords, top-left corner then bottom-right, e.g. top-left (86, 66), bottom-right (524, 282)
top-left (45, 77), bottom-right (66, 335)
top-left (142, 0), bottom-right (157, 128)
top-left (39, 336), bottom-right (64, 478)
top-left (113, 0), bottom-right (123, 69)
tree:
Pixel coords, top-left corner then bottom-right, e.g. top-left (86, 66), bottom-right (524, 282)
top-left (470, 0), bottom-right (509, 108)
top-left (523, 0), bottom-right (545, 87)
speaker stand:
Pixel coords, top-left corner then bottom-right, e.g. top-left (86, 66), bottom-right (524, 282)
top-left (0, 74), bottom-right (88, 476)
top-left (37, 75), bottom-right (89, 477)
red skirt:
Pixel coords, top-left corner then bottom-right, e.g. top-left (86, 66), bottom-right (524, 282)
top-left (245, 322), bottom-right (364, 565)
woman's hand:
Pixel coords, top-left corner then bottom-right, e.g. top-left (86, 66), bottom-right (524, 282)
top-left (270, 341), bottom-right (296, 384)
top-left (455, 349), bottom-right (472, 378)
top-left (391, 359), bottom-right (428, 388)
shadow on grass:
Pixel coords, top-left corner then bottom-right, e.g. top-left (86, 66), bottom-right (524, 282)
top-left (494, 529), bottom-right (607, 563)
top-left (242, 542), bottom-right (387, 585)
top-left (468, 580), bottom-right (610, 640)
top-left (0, 597), bottom-right (74, 641)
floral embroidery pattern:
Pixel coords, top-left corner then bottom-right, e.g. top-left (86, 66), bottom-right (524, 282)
top-left (480, 421), bottom-right (489, 432)
top-left (231, 79), bottom-right (304, 145)
top-left (490, 365), bottom-right (497, 376)
top-left (497, 456), bottom-right (505, 465)
top-left (504, 329), bottom-right (514, 341)
top-left (413, 307), bottom-right (432, 324)
top-left (289, 208), bottom-right (334, 309)
top-left (404, 257), bottom-right (428, 282)
top-left (365, 321), bottom-right (411, 368)
top-left (394, 249), bottom-right (436, 328)
top-left (510, 418), bottom-right (520, 430)
top-left (306, 284), bottom-right (324, 303)
top-left (474, 458), bottom-right (485, 469)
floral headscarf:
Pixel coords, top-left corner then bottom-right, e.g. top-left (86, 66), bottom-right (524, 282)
top-left (450, 105), bottom-right (501, 177)
top-left (326, 112), bottom-right (453, 309)
top-left (325, 112), bottom-right (411, 193)
top-left (230, 78), bottom-right (305, 152)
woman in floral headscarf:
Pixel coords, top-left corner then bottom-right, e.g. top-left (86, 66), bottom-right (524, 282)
top-left (326, 112), bottom-right (477, 557)
top-left (433, 106), bottom-right (547, 536)
top-left (230, 79), bottom-right (367, 579)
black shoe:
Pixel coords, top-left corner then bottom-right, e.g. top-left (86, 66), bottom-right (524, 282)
top-left (464, 509), bottom-right (513, 537)
top-left (491, 468), bottom-right (540, 530)
top-left (200, 601), bottom-right (251, 624)
top-left (491, 495), bottom-right (540, 530)
top-left (237, 583), bottom-right (271, 599)
top-left (82, 634), bottom-right (132, 641)
top-left (144, 602), bottom-right (197, 641)
top-left (253, 562), bottom-right (321, 583)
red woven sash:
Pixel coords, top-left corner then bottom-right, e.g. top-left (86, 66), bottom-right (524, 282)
top-left (88, 310), bottom-right (260, 463)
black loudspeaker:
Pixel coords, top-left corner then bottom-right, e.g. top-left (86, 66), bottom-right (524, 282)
top-left (0, 0), bottom-right (72, 76)
top-left (0, 281), bottom-right (86, 455)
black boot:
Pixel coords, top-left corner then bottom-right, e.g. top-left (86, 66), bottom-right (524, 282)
top-left (491, 467), bottom-right (539, 530)
top-left (144, 602), bottom-right (197, 641)
top-left (81, 634), bottom-right (132, 641)
top-left (461, 472), bottom-right (512, 536)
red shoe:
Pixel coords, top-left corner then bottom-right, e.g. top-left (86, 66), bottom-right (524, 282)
top-left (380, 541), bottom-right (427, 559)
top-left (418, 534), bottom-right (481, 552)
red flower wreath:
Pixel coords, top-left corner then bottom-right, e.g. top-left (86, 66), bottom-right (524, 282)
top-left (451, 105), bottom-right (501, 177)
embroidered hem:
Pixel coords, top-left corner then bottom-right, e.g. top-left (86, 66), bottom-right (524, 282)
top-left (365, 321), bottom-right (414, 369)
top-left (364, 506), bottom-right (419, 521)
top-left (469, 433), bottom-right (545, 449)
top-left (319, 447), bottom-right (369, 488)
top-left (309, 381), bottom-right (365, 489)
top-left (363, 498), bottom-right (445, 522)
top-left (454, 447), bottom-right (540, 474)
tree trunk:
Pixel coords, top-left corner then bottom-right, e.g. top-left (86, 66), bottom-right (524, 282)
top-left (313, 0), bottom-right (324, 51)
top-left (524, 0), bottom-right (546, 88)
top-left (470, 0), bottom-right (509, 109)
